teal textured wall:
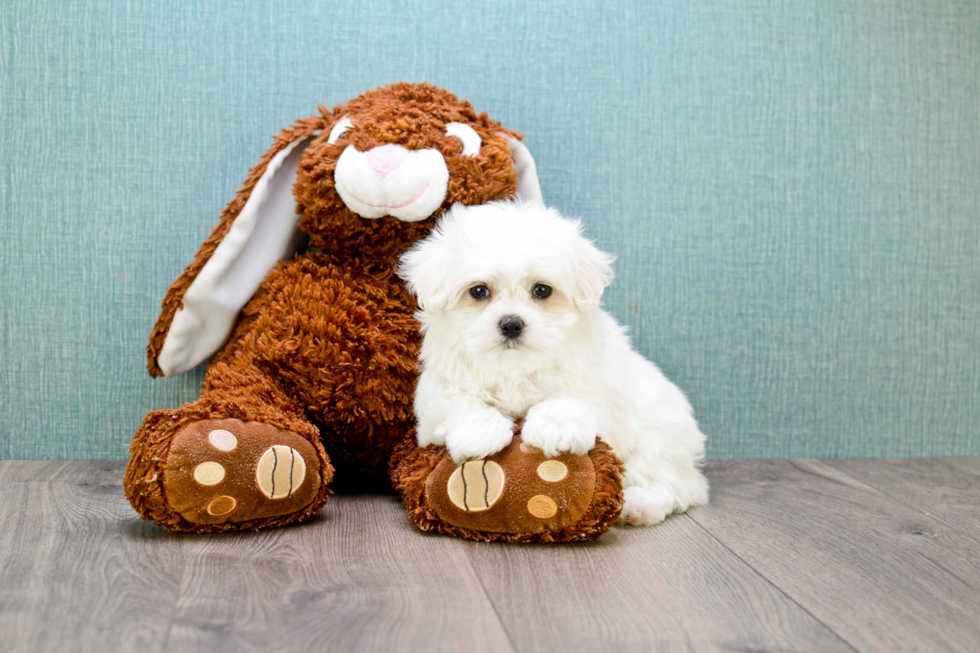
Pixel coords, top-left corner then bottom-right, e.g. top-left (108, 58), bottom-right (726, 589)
top-left (2, 1), bottom-right (978, 460)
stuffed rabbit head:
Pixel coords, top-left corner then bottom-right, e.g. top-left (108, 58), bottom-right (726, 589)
top-left (297, 83), bottom-right (541, 255)
top-left (148, 82), bottom-right (541, 378)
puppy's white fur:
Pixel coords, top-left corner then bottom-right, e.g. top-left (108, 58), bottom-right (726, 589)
top-left (399, 201), bottom-right (709, 525)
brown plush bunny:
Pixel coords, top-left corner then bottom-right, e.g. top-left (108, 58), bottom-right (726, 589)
top-left (124, 83), bottom-right (624, 541)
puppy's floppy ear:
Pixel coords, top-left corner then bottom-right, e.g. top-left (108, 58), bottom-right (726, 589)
top-left (397, 207), bottom-right (461, 312)
top-left (148, 113), bottom-right (331, 378)
top-left (570, 224), bottom-right (616, 307)
top-left (504, 137), bottom-right (543, 205)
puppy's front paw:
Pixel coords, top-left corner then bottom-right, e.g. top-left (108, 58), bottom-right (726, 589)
top-left (522, 397), bottom-right (598, 458)
top-left (442, 401), bottom-right (515, 464)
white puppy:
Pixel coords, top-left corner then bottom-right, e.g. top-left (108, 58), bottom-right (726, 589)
top-left (399, 201), bottom-right (709, 525)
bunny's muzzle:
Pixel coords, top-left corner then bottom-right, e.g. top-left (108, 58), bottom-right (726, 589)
top-left (334, 144), bottom-right (449, 222)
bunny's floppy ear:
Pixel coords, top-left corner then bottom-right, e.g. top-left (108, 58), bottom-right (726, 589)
top-left (147, 117), bottom-right (326, 378)
top-left (505, 137), bottom-right (544, 205)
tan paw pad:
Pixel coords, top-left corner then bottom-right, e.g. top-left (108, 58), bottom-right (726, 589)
top-left (537, 460), bottom-right (568, 482)
top-left (527, 494), bottom-right (558, 519)
top-left (206, 495), bottom-right (237, 516)
top-left (256, 445), bottom-right (307, 499)
top-left (207, 429), bottom-right (238, 452)
top-left (447, 460), bottom-right (505, 512)
top-left (520, 442), bottom-right (542, 454)
top-left (193, 461), bottom-right (226, 486)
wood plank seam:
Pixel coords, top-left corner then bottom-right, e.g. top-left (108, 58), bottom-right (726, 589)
top-left (692, 459), bottom-right (980, 652)
top-left (813, 459), bottom-right (980, 545)
top-left (462, 553), bottom-right (520, 653)
top-left (824, 459), bottom-right (980, 548)
top-left (681, 513), bottom-right (861, 653)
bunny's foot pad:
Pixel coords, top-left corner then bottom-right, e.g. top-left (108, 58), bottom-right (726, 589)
top-left (164, 419), bottom-right (324, 526)
top-left (395, 437), bottom-right (624, 543)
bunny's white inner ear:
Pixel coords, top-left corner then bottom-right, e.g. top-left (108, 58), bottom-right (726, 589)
top-left (157, 133), bottom-right (317, 378)
top-left (505, 136), bottom-right (544, 205)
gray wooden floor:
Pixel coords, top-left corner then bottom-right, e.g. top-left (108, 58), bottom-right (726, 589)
top-left (1, 459), bottom-right (979, 652)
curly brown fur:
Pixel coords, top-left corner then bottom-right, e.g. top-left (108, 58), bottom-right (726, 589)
top-left (217, 254), bottom-right (421, 481)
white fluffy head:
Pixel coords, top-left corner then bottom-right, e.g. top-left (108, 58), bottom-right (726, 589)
top-left (399, 201), bottom-right (614, 371)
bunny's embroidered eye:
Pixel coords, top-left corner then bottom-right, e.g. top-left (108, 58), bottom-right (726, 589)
top-left (445, 123), bottom-right (481, 156)
top-left (328, 117), bottom-right (353, 144)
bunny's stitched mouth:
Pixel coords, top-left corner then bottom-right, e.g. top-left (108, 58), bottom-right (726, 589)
top-left (340, 182), bottom-right (430, 210)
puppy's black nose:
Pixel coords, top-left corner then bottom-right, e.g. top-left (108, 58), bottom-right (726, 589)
top-left (499, 315), bottom-right (525, 340)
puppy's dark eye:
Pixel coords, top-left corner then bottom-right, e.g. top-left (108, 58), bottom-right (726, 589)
top-left (532, 283), bottom-right (553, 299)
top-left (469, 284), bottom-right (491, 300)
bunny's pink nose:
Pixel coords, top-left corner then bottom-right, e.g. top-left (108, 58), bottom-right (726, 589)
top-left (364, 144), bottom-right (408, 180)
